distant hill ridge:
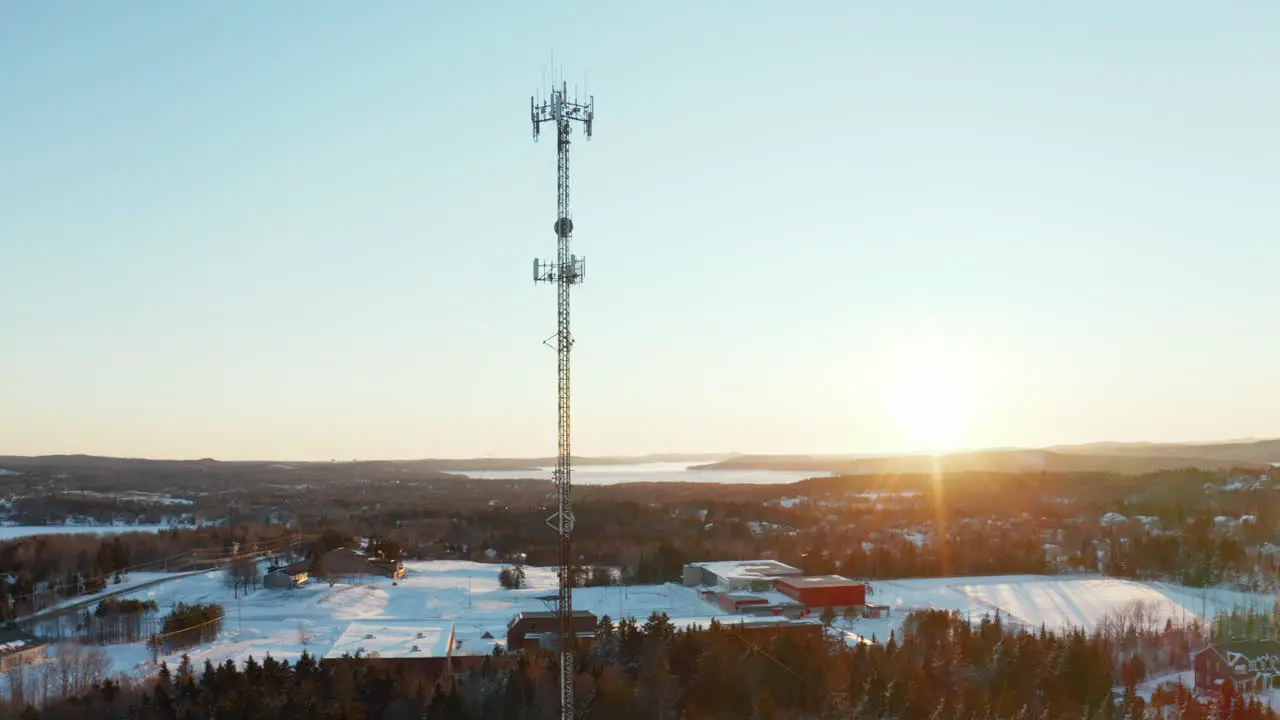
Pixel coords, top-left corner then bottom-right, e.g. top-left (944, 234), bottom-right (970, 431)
top-left (688, 439), bottom-right (1280, 475)
top-left (0, 453), bottom-right (737, 473)
top-left (2, 440), bottom-right (1277, 476)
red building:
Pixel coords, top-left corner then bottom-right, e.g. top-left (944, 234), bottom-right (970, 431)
top-left (718, 592), bottom-right (770, 614)
top-left (775, 575), bottom-right (866, 608)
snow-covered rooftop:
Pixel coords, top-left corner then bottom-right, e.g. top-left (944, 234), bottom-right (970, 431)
top-left (1100, 512), bottom-right (1127, 526)
top-left (324, 622), bottom-right (453, 660)
top-left (668, 616), bottom-right (823, 632)
top-left (0, 639), bottom-right (41, 654)
top-left (776, 575), bottom-right (863, 590)
top-left (451, 626), bottom-right (501, 657)
top-left (689, 559), bottom-right (801, 582)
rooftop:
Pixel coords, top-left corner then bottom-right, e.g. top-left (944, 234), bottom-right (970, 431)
top-left (0, 627), bottom-right (43, 656)
top-left (668, 616), bottom-right (824, 632)
top-left (1220, 639), bottom-right (1280, 660)
top-left (722, 592), bottom-right (769, 603)
top-left (452, 626), bottom-right (502, 657)
top-left (324, 622), bottom-right (453, 661)
top-left (690, 559), bottom-right (802, 581)
top-left (511, 610), bottom-right (597, 622)
top-left (776, 575), bottom-right (864, 589)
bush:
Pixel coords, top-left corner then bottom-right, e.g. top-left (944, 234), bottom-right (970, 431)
top-left (156, 602), bottom-right (225, 652)
top-left (498, 566), bottom-right (526, 590)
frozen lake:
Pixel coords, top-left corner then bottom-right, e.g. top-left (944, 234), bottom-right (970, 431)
top-left (0, 524), bottom-right (175, 541)
top-left (446, 461), bottom-right (829, 485)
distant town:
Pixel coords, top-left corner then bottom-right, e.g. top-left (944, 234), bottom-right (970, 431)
top-left (4, 444), bottom-right (1280, 716)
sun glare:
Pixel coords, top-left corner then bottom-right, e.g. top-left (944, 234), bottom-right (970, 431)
top-left (892, 366), bottom-right (978, 454)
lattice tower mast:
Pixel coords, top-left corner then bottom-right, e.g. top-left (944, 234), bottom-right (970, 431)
top-left (531, 80), bottom-right (593, 720)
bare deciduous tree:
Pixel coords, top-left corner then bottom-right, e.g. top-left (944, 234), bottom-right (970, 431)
top-left (225, 557), bottom-right (258, 599)
top-left (2, 643), bottom-right (111, 710)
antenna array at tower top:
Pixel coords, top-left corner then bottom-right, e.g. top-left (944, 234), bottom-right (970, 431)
top-left (531, 83), bottom-right (595, 141)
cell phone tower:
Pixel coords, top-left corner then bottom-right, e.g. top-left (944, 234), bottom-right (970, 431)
top-left (530, 79), bottom-right (593, 720)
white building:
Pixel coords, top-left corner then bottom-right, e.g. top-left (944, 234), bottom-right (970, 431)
top-left (324, 621), bottom-right (454, 661)
top-left (682, 560), bottom-right (802, 592)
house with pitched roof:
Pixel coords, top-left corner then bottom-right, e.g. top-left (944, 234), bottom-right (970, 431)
top-left (1194, 640), bottom-right (1280, 694)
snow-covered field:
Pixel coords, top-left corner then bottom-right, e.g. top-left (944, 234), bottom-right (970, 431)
top-left (32, 564), bottom-right (1274, 691)
top-left (856, 574), bottom-right (1273, 641)
top-left (448, 461), bottom-right (828, 485)
top-left (83, 560), bottom-right (724, 682)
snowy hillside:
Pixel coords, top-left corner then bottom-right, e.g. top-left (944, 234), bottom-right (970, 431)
top-left (862, 575), bottom-right (1269, 639)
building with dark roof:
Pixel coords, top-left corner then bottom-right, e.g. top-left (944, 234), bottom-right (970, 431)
top-left (506, 611), bottom-right (597, 652)
top-left (289, 547), bottom-right (405, 581)
top-left (263, 565), bottom-right (309, 589)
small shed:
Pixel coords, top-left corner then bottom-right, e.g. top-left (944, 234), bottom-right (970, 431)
top-left (0, 628), bottom-right (49, 673)
top-left (264, 566), bottom-right (309, 589)
top-left (864, 604), bottom-right (891, 619)
top-left (507, 611), bottom-right (598, 653)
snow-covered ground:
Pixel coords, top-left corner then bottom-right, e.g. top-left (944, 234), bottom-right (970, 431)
top-left (27, 565), bottom-right (1272, 693)
top-left (56, 491), bottom-right (194, 506)
top-left (1129, 670), bottom-right (1195, 702)
top-left (447, 462), bottom-right (828, 485)
top-left (88, 561), bottom-right (727, 681)
top-left (854, 574), bottom-right (1273, 642)
top-left (0, 524), bottom-right (178, 540)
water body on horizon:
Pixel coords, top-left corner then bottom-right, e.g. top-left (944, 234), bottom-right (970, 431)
top-left (446, 461), bottom-right (830, 486)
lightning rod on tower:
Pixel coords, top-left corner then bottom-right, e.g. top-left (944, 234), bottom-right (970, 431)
top-left (530, 79), bottom-right (594, 720)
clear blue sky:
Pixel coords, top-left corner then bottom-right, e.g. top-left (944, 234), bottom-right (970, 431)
top-left (2, 1), bottom-right (1277, 460)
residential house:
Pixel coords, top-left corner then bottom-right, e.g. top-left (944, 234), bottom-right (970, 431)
top-left (293, 547), bottom-right (405, 581)
top-left (1194, 640), bottom-right (1280, 694)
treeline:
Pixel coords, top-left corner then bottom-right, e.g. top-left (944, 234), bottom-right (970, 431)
top-left (0, 525), bottom-right (297, 621)
top-left (497, 565), bottom-right (613, 590)
top-left (1102, 518), bottom-right (1254, 587)
top-left (623, 532), bottom-right (1049, 588)
top-left (795, 468), bottom-right (1252, 509)
top-left (20, 610), bottom-right (1277, 719)
top-left (829, 533), bottom-right (1047, 580)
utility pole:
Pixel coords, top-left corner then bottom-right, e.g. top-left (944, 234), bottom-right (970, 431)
top-left (531, 79), bottom-right (595, 720)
